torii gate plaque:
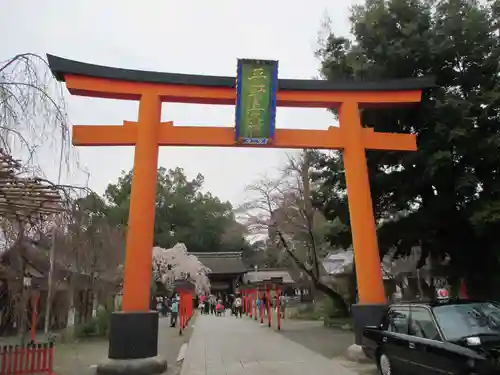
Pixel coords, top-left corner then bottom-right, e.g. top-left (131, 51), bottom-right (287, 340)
top-left (48, 54), bottom-right (433, 372)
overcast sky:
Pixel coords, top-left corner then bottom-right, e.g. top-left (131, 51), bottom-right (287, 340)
top-left (2, 0), bottom-right (361, 206)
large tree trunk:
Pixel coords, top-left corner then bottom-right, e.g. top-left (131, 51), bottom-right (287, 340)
top-left (310, 279), bottom-right (349, 316)
top-left (276, 231), bottom-right (349, 316)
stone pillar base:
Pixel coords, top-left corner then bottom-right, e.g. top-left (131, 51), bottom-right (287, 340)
top-left (97, 356), bottom-right (167, 375)
top-left (96, 311), bottom-right (167, 375)
top-left (351, 303), bottom-right (387, 346)
top-left (345, 344), bottom-right (371, 363)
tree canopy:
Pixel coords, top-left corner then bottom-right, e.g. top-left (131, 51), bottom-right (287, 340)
top-left (313, 0), bottom-right (500, 298)
top-left (103, 167), bottom-right (250, 254)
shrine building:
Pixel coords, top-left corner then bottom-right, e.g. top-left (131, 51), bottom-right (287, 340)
top-left (190, 252), bottom-right (247, 295)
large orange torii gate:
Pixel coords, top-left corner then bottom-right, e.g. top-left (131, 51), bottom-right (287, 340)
top-left (47, 54), bottom-right (433, 373)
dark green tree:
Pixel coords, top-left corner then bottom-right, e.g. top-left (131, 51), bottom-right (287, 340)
top-left (104, 167), bottom-right (249, 253)
top-left (313, 0), bottom-right (500, 298)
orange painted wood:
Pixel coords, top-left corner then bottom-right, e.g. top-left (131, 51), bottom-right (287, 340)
top-left (65, 75), bottom-right (423, 108)
top-left (72, 123), bottom-right (416, 151)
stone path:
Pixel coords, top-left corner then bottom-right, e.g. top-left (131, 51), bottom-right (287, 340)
top-left (180, 314), bottom-right (357, 375)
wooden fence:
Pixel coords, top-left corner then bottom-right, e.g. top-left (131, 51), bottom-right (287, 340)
top-left (0, 343), bottom-right (54, 375)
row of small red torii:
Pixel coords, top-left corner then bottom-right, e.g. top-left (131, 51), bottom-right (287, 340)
top-left (238, 278), bottom-right (285, 330)
top-left (176, 278), bottom-right (285, 333)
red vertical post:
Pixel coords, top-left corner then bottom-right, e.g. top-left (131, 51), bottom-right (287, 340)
top-left (242, 291), bottom-right (246, 314)
top-left (267, 286), bottom-right (271, 328)
top-left (248, 290), bottom-right (252, 318)
top-left (12, 346), bottom-right (18, 375)
top-left (259, 291), bottom-right (264, 324)
top-left (23, 345), bottom-right (30, 374)
top-left (276, 287), bottom-right (281, 331)
top-left (179, 293), bottom-right (184, 333)
top-left (460, 279), bottom-right (468, 299)
top-left (244, 290), bottom-right (248, 315)
top-left (42, 344), bottom-right (49, 371)
top-left (185, 293), bottom-right (188, 326)
top-left (19, 347), bottom-right (25, 374)
top-left (1, 346), bottom-right (6, 375)
top-left (40, 344), bottom-right (46, 372)
top-left (253, 290), bottom-right (257, 320)
top-left (37, 344), bottom-right (43, 372)
top-left (248, 291), bottom-right (251, 315)
top-left (29, 344), bottom-right (36, 373)
top-left (183, 293), bottom-right (187, 327)
top-left (48, 342), bottom-right (54, 374)
top-left (30, 293), bottom-right (39, 343)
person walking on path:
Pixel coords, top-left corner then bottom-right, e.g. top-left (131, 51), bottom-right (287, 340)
top-left (210, 294), bottom-right (216, 315)
top-left (216, 300), bottom-right (224, 316)
top-left (199, 294), bottom-right (206, 314)
top-left (170, 298), bottom-right (179, 327)
top-left (234, 295), bottom-right (242, 318)
top-left (204, 298), bottom-right (210, 315)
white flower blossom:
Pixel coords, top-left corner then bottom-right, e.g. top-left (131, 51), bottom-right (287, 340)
top-left (152, 243), bottom-right (211, 295)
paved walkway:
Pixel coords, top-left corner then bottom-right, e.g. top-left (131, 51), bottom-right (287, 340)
top-left (180, 314), bottom-right (357, 375)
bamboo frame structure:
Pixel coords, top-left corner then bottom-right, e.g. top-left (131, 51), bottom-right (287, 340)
top-left (0, 151), bottom-right (64, 223)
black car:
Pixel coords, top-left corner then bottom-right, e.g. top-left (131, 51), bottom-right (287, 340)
top-left (362, 299), bottom-right (500, 374)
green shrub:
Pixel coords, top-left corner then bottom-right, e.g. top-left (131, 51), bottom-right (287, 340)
top-left (323, 297), bottom-right (345, 318)
top-left (74, 309), bottom-right (110, 338)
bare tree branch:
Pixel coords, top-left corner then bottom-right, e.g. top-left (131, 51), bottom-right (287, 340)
top-left (238, 151), bottom-right (349, 314)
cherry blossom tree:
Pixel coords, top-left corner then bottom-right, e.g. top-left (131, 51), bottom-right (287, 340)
top-left (152, 243), bottom-right (211, 295)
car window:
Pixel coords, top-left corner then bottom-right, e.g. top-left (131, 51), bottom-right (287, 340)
top-left (433, 302), bottom-right (500, 341)
top-left (387, 308), bottom-right (409, 334)
top-left (409, 307), bottom-right (441, 341)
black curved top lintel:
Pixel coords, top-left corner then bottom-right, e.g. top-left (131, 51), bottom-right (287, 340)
top-left (47, 54), bottom-right (435, 92)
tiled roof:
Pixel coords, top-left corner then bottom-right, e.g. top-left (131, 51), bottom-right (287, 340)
top-left (189, 252), bottom-right (247, 275)
top-left (243, 269), bottom-right (295, 284)
top-left (322, 249), bottom-right (392, 280)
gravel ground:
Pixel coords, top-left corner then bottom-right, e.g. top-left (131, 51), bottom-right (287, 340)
top-left (52, 314), bottom-right (197, 375)
top-left (276, 319), bottom-right (378, 375)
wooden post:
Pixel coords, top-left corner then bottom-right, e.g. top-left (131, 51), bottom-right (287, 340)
top-left (179, 293), bottom-right (183, 335)
top-left (253, 290), bottom-right (257, 320)
top-left (339, 101), bottom-right (385, 305)
top-left (259, 292), bottom-right (264, 324)
top-left (248, 290), bottom-right (252, 318)
top-left (266, 286), bottom-right (271, 328)
top-left (276, 287), bottom-right (281, 331)
top-left (30, 292), bottom-right (39, 342)
top-left (122, 93), bottom-right (161, 312)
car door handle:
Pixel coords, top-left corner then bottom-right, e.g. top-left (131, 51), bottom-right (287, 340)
top-left (382, 337), bottom-right (387, 343)
top-left (408, 343), bottom-right (416, 349)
